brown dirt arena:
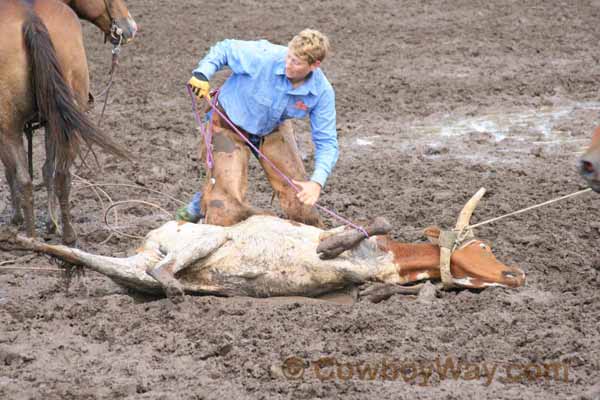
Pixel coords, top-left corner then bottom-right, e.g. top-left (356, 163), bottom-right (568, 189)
top-left (1, 0), bottom-right (600, 398)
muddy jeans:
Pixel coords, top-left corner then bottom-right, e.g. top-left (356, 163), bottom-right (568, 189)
top-left (198, 109), bottom-right (323, 227)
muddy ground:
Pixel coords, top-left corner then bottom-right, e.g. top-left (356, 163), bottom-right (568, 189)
top-left (2, 0), bottom-right (600, 398)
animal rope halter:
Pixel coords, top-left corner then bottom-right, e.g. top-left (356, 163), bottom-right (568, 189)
top-left (102, 0), bottom-right (125, 47)
top-left (436, 187), bottom-right (486, 289)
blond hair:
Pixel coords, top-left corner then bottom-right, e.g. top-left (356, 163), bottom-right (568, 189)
top-left (288, 29), bottom-right (330, 65)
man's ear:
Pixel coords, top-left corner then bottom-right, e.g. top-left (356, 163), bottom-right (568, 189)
top-left (310, 60), bottom-right (321, 71)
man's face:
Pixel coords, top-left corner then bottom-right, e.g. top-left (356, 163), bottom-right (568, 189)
top-left (285, 51), bottom-right (320, 82)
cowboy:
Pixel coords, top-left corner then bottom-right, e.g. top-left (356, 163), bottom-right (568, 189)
top-left (178, 29), bottom-right (338, 227)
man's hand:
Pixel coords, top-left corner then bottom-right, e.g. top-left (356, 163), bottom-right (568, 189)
top-left (188, 76), bottom-right (210, 100)
top-left (292, 180), bottom-right (321, 206)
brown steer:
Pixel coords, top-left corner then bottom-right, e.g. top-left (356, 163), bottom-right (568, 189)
top-left (0, 190), bottom-right (525, 301)
top-left (0, 0), bottom-right (135, 244)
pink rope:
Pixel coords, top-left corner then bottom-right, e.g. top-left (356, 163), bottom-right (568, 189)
top-left (186, 85), bottom-right (369, 238)
top-left (186, 85), bottom-right (214, 169)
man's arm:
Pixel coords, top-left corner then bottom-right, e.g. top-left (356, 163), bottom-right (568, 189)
top-left (293, 88), bottom-right (338, 206)
top-left (309, 88), bottom-right (339, 188)
top-left (192, 39), bottom-right (267, 80)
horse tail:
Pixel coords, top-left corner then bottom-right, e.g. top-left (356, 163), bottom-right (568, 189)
top-left (22, 11), bottom-right (128, 170)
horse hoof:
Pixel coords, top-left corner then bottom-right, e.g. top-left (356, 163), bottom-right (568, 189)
top-left (62, 230), bottom-right (78, 246)
top-left (10, 214), bottom-right (23, 226)
top-left (165, 285), bottom-right (185, 303)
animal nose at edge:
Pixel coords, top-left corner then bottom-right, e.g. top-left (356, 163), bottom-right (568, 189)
top-left (128, 16), bottom-right (138, 37)
top-left (578, 158), bottom-right (596, 177)
top-left (502, 269), bottom-right (525, 287)
top-left (116, 17), bottom-right (138, 42)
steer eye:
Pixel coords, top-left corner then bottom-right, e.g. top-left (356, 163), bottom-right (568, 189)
top-left (479, 243), bottom-right (486, 249)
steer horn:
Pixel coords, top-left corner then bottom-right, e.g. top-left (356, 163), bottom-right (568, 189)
top-left (455, 187), bottom-right (486, 231)
top-left (439, 188), bottom-right (486, 289)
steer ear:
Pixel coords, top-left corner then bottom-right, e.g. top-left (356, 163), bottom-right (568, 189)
top-left (455, 188), bottom-right (486, 231)
top-left (423, 226), bottom-right (440, 244)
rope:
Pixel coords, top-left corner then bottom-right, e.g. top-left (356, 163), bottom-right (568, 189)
top-left (465, 188), bottom-right (592, 230)
top-left (72, 175), bottom-right (184, 241)
top-left (187, 87), bottom-right (369, 237)
top-left (76, 40), bottom-right (122, 174)
top-left (186, 85), bottom-right (215, 170)
top-left (72, 180), bottom-right (186, 206)
top-left (103, 200), bottom-right (173, 239)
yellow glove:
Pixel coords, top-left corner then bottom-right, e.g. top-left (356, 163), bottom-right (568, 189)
top-left (188, 76), bottom-right (210, 100)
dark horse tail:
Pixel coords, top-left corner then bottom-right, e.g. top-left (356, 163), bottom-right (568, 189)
top-left (22, 11), bottom-right (128, 170)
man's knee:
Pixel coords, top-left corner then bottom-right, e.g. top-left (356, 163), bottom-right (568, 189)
top-left (289, 211), bottom-right (323, 228)
top-left (203, 195), bottom-right (256, 226)
top-left (283, 203), bottom-right (323, 227)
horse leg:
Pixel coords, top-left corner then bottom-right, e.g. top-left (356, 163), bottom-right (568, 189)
top-left (259, 120), bottom-right (323, 227)
top-left (0, 123), bottom-right (35, 236)
top-left (43, 131), bottom-right (76, 243)
top-left (42, 132), bottom-right (59, 235)
top-left (54, 149), bottom-right (77, 245)
top-left (0, 144), bottom-right (22, 226)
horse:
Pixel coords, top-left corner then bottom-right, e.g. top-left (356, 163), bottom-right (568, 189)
top-left (0, 189), bottom-right (526, 302)
top-left (0, 0), bottom-right (136, 244)
top-left (579, 126), bottom-right (600, 192)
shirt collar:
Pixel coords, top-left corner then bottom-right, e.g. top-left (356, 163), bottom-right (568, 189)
top-left (303, 71), bottom-right (318, 95)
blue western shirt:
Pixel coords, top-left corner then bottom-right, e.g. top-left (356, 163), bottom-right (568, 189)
top-left (192, 39), bottom-right (338, 188)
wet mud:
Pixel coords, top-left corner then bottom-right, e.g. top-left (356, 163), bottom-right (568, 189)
top-left (1, 0), bottom-right (600, 398)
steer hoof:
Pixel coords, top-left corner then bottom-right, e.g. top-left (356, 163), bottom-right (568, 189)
top-left (165, 282), bottom-right (185, 303)
top-left (148, 264), bottom-right (185, 303)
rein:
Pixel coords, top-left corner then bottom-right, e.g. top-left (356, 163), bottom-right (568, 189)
top-left (96, 0), bottom-right (124, 122)
top-left (186, 86), bottom-right (369, 238)
top-left (96, 37), bottom-right (122, 124)
top-left (75, 1), bottom-right (123, 170)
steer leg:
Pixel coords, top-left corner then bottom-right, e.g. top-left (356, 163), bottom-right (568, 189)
top-left (147, 254), bottom-right (185, 301)
top-left (146, 230), bottom-right (229, 301)
top-left (317, 217), bottom-right (393, 259)
top-left (359, 282), bottom-right (424, 303)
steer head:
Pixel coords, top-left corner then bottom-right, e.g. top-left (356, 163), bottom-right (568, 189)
top-left (426, 188), bottom-right (525, 289)
top-left (424, 226), bottom-right (525, 288)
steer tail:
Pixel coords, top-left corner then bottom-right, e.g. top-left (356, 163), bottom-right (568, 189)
top-left (22, 12), bottom-right (128, 170)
